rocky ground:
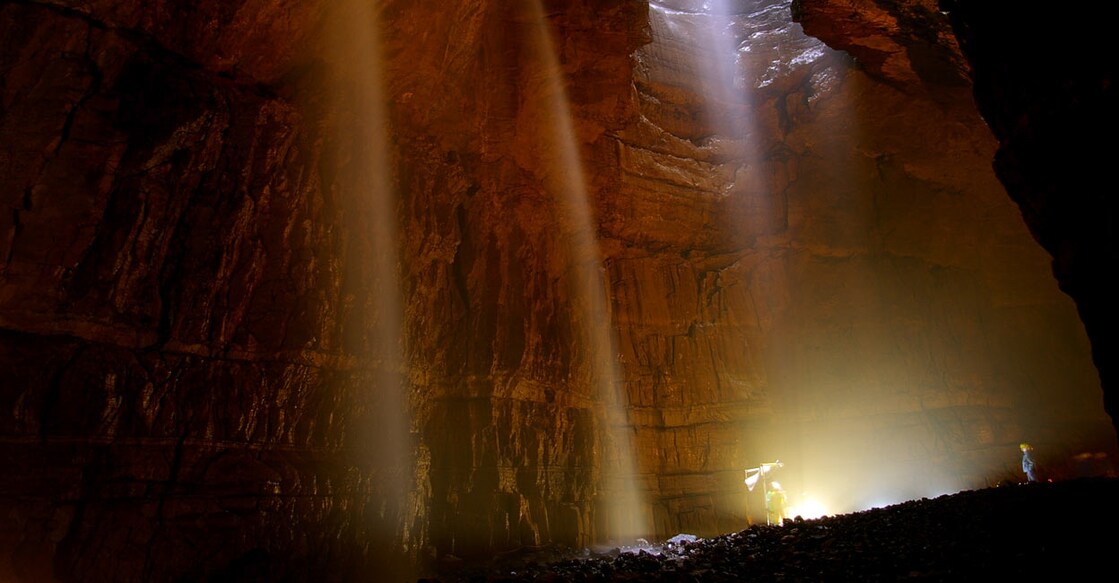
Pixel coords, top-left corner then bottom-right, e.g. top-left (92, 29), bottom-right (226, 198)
top-left (421, 476), bottom-right (1119, 582)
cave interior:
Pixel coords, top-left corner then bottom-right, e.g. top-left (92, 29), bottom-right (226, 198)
top-left (0, 0), bottom-right (1116, 581)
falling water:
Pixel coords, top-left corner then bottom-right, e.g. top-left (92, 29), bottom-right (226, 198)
top-left (322, 1), bottom-right (415, 579)
top-left (525, 0), bottom-right (650, 544)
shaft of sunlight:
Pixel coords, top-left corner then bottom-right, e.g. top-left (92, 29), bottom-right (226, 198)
top-left (526, 0), bottom-right (651, 544)
top-left (324, 0), bottom-right (415, 578)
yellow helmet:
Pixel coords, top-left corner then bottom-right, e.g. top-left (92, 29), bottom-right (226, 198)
top-left (1019, 442), bottom-right (1031, 450)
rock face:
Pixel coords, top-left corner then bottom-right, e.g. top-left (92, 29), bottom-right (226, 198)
top-left (791, 0), bottom-right (1119, 482)
top-left (0, 1), bottom-right (1113, 582)
top-left (940, 0), bottom-right (1119, 451)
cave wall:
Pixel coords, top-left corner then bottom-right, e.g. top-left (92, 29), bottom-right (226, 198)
top-left (0, 1), bottom-right (397, 581)
top-left (791, 0), bottom-right (1119, 475)
top-left (611, 0), bottom-right (1110, 527)
top-left (387, 0), bottom-right (654, 558)
top-left (0, 0), bottom-right (1114, 581)
top-left (938, 0), bottom-right (1119, 450)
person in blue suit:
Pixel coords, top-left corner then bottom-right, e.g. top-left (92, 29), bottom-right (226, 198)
top-left (1020, 442), bottom-right (1039, 482)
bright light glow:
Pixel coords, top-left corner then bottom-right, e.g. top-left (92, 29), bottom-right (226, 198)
top-left (786, 497), bottom-right (829, 520)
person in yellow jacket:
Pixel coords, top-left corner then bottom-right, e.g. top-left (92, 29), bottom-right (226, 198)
top-left (765, 481), bottom-right (788, 525)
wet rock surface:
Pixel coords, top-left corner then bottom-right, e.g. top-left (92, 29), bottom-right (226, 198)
top-left (425, 477), bottom-right (1119, 582)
